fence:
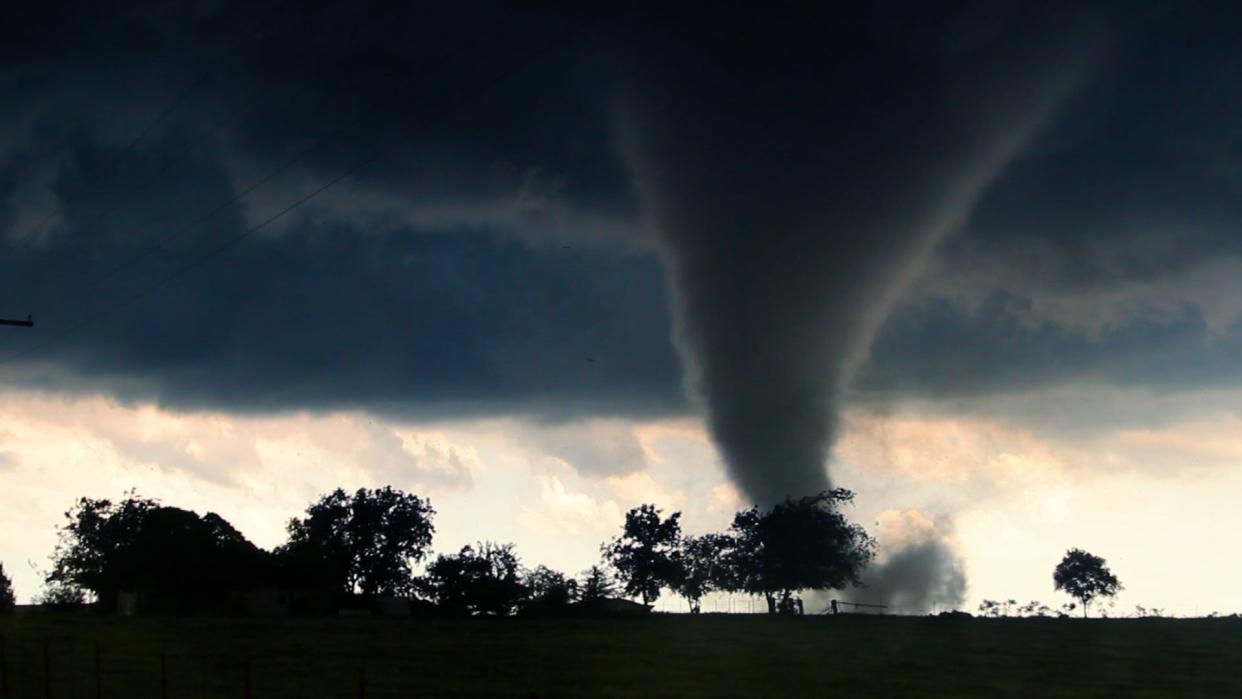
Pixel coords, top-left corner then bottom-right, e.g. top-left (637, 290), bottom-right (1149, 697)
top-left (0, 632), bottom-right (374, 699)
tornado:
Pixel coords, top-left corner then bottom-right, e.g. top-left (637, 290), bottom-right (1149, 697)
top-left (620, 7), bottom-right (1097, 504)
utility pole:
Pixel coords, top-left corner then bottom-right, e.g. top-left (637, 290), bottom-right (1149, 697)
top-left (0, 315), bottom-right (32, 327)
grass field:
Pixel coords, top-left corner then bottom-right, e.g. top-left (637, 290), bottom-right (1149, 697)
top-left (0, 611), bottom-right (1238, 697)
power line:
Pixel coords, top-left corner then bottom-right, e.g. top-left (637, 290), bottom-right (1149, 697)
top-left (12, 73), bottom-right (206, 246)
top-left (0, 7), bottom-right (575, 371)
top-left (72, 111), bottom-right (369, 304)
top-left (0, 144), bottom-right (386, 369)
top-left (7, 0), bottom-right (293, 255)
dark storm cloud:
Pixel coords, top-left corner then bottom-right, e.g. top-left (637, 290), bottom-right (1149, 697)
top-left (0, 1), bottom-right (679, 418)
top-left (863, 293), bottom-right (1242, 400)
top-left (2, 1), bottom-right (1242, 487)
top-left (0, 145), bottom-right (681, 416)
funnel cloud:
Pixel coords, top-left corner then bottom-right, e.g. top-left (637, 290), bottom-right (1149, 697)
top-left (621, 8), bottom-right (1099, 504)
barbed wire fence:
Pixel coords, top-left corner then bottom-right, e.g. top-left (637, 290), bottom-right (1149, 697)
top-left (0, 630), bottom-right (376, 699)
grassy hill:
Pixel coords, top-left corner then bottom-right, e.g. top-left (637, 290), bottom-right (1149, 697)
top-left (1, 612), bottom-right (1237, 697)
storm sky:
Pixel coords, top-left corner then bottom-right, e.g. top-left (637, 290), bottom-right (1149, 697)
top-left (3, 1), bottom-right (1242, 612)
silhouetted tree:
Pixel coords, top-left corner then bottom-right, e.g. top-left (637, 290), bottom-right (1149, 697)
top-left (521, 565), bottom-right (578, 614)
top-left (578, 565), bottom-right (617, 603)
top-left (726, 490), bottom-right (876, 614)
top-left (671, 534), bottom-right (731, 613)
top-left (47, 494), bottom-right (270, 610)
top-left (603, 504), bottom-right (682, 605)
top-left (0, 563), bottom-right (14, 613)
top-left (1053, 548), bottom-right (1121, 617)
top-left (35, 580), bottom-right (86, 607)
top-left (278, 487), bottom-right (435, 596)
top-left (417, 542), bottom-right (526, 615)
top-left (1018, 600), bottom-right (1052, 617)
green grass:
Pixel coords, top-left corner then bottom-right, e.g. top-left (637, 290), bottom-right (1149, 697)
top-left (0, 612), bottom-right (1238, 697)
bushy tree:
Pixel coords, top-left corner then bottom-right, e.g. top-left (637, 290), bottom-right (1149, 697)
top-left (35, 581), bottom-right (87, 607)
top-left (603, 504), bottom-right (682, 605)
top-left (725, 490), bottom-right (876, 614)
top-left (578, 565), bottom-right (617, 603)
top-left (671, 534), bottom-right (731, 613)
top-left (1018, 600), bottom-right (1052, 617)
top-left (418, 542), bottom-right (526, 615)
top-left (521, 565), bottom-right (578, 614)
top-left (278, 487), bottom-right (435, 595)
top-left (1053, 548), bottom-right (1121, 618)
top-left (0, 562), bottom-right (14, 613)
top-left (47, 493), bottom-right (270, 610)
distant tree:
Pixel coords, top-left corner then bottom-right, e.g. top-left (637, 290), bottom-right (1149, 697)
top-left (47, 493), bottom-right (270, 610)
top-left (1018, 600), bottom-right (1052, 618)
top-left (1053, 548), bottom-right (1121, 618)
top-left (0, 563), bottom-right (14, 613)
top-left (417, 542), bottom-right (526, 615)
top-left (35, 580), bottom-right (87, 607)
top-left (603, 504), bottom-right (682, 605)
top-left (725, 490), bottom-right (876, 614)
top-left (278, 487), bottom-right (435, 596)
top-left (578, 565), bottom-right (617, 603)
top-left (671, 534), bottom-right (731, 613)
top-left (521, 565), bottom-right (578, 614)
top-left (978, 599), bottom-right (1002, 617)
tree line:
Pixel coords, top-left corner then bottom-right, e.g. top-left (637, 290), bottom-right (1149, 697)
top-left (0, 485), bottom-right (1136, 618)
top-left (2, 485), bottom-right (876, 616)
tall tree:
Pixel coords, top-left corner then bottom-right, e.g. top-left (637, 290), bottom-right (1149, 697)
top-left (603, 504), bottom-right (682, 605)
top-left (726, 490), bottom-right (876, 614)
top-left (279, 487), bottom-right (435, 596)
top-left (47, 494), bottom-right (270, 610)
top-left (0, 562), bottom-right (14, 613)
top-left (522, 565), bottom-right (578, 613)
top-left (578, 565), bottom-right (617, 603)
top-left (1053, 548), bottom-right (1121, 618)
top-left (417, 542), bottom-right (526, 616)
top-left (672, 534), bottom-right (731, 613)
top-left (35, 581), bottom-right (86, 606)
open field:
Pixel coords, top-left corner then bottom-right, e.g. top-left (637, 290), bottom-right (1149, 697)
top-left (1, 612), bottom-right (1238, 698)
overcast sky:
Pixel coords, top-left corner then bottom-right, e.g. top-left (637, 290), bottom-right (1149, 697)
top-left (2, 1), bottom-right (1241, 613)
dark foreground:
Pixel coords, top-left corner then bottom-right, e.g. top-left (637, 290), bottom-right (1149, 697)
top-left (1, 612), bottom-right (1237, 697)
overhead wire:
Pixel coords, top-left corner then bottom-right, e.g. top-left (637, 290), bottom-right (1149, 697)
top-left (0, 5), bottom-right (579, 373)
top-left (5, 0), bottom-right (293, 268)
top-left (0, 143), bottom-right (387, 369)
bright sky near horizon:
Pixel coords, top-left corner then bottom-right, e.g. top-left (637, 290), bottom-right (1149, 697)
top-left (3, 388), bottom-right (1238, 616)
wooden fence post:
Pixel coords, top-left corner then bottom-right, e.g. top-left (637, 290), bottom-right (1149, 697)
top-left (42, 638), bottom-right (51, 699)
top-left (95, 641), bottom-right (102, 699)
top-left (0, 633), bottom-right (8, 699)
